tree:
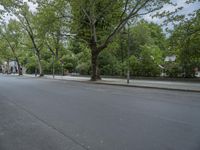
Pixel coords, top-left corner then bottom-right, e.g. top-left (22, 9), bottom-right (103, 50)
top-left (0, 20), bottom-right (23, 75)
top-left (36, 0), bottom-right (70, 61)
top-left (0, 38), bottom-right (13, 73)
top-left (69, 41), bottom-right (91, 75)
top-left (130, 20), bottom-right (166, 56)
top-left (169, 10), bottom-right (200, 77)
top-left (70, 0), bottom-right (172, 80)
top-left (139, 44), bottom-right (163, 76)
top-left (14, 4), bottom-right (45, 76)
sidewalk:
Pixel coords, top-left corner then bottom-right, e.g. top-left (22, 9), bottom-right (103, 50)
top-left (24, 74), bottom-right (200, 92)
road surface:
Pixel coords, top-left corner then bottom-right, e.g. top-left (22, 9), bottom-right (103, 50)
top-left (0, 75), bottom-right (200, 150)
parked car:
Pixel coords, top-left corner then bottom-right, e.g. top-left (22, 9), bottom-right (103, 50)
top-left (195, 71), bottom-right (200, 77)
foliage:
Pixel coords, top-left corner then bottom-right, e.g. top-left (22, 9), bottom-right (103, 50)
top-left (169, 10), bottom-right (200, 77)
top-left (138, 44), bottom-right (163, 76)
top-left (70, 0), bottom-right (172, 80)
top-left (0, 0), bottom-right (199, 79)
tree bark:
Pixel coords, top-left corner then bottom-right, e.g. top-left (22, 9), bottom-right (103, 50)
top-left (15, 57), bottom-right (22, 76)
top-left (36, 54), bottom-right (44, 77)
top-left (90, 47), bottom-right (101, 81)
top-left (7, 59), bottom-right (9, 74)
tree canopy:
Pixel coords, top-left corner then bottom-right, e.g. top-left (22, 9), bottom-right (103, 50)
top-left (0, 0), bottom-right (199, 79)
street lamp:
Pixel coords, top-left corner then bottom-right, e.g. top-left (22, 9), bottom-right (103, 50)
top-left (121, 22), bottom-right (131, 84)
top-left (126, 22), bottom-right (131, 84)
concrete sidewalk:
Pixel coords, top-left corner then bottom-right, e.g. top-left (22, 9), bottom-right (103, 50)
top-left (23, 74), bottom-right (200, 92)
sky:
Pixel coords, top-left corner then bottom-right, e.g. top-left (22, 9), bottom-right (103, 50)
top-left (1, 0), bottom-right (200, 29)
top-left (144, 0), bottom-right (200, 26)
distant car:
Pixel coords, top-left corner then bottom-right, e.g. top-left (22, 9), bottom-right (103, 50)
top-left (195, 72), bottom-right (200, 77)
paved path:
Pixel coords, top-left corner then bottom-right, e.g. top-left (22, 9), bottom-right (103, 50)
top-left (0, 75), bottom-right (200, 150)
top-left (25, 74), bottom-right (200, 92)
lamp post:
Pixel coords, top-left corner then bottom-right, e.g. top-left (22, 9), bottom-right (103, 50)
top-left (127, 22), bottom-right (130, 84)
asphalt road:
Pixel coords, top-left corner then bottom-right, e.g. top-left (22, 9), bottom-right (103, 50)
top-left (0, 75), bottom-right (200, 150)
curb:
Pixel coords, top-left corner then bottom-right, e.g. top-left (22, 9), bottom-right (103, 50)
top-left (45, 76), bottom-right (200, 93)
top-left (15, 75), bottom-right (200, 93)
top-left (94, 82), bottom-right (200, 93)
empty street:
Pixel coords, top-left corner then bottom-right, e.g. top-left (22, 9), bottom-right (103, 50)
top-left (0, 75), bottom-right (200, 150)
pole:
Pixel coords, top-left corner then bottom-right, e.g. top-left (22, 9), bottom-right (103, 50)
top-left (127, 23), bottom-right (130, 84)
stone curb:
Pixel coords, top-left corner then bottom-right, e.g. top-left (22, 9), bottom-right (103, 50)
top-left (94, 82), bottom-right (200, 93)
top-left (13, 74), bottom-right (200, 93)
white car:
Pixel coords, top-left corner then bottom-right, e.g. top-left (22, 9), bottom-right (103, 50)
top-left (195, 71), bottom-right (200, 77)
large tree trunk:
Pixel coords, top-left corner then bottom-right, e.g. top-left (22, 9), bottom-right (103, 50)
top-left (15, 57), bottom-right (22, 76)
top-left (7, 59), bottom-right (10, 74)
top-left (36, 54), bottom-right (44, 77)
top-left (91, 48), bottom-right (101, 81)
